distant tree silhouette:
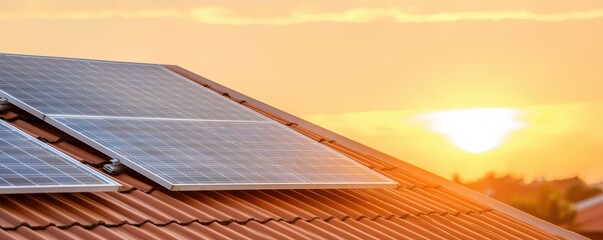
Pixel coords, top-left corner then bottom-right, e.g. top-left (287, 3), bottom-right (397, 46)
top-left (459, 172), bottom-right (599, 226)
top-left (510, 185), bottom-right (576, 226)
top-left (566, 181), bottom-right (602, 203)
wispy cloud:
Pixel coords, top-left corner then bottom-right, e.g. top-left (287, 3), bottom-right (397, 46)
top-left (189, 8), bottom-right (603, 25)
top-left (2, 7), bottom-right (603, 24)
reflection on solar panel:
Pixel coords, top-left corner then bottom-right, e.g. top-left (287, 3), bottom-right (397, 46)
top-left (0, 54), bottom-right (266, 121)
top-left (0, 53), bottom-right (396, 191)
top-left (50, 117), bottom-right (395, 190)
top-left (0, 121), bottom-right (120, 193)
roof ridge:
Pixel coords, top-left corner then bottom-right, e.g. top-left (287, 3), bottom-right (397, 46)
top-left (1, 209), bottom-right (495, 232)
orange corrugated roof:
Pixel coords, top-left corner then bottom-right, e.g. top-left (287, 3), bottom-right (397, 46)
top-left (0, 64), bottom-right (582, 239)
top-left (574, 194), bottom-right (603, 235)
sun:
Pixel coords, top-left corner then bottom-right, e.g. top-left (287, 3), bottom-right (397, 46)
top-left (420, 108), bottom-right (526, 154)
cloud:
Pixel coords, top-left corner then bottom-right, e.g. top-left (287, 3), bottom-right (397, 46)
top-left (189, 8), bottom-right (603, 25)
top-left (2, 7), bottom-right (603, 24)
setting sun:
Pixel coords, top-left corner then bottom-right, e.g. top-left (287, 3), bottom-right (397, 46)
top-left (420, 108), bottom-right (526, 153)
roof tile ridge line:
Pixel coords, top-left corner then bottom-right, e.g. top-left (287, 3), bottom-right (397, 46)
top-left (161, 65), bottom-right (587, 239)
top-left (2, 210), bottom-right (497, 232)
top-left (231, 209), bottom-right (496, 224)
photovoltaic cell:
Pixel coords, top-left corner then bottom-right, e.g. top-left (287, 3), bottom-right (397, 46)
top-left (50, 117), bottom-right (395, 190)
top-left (0, 54), bottom-right (266, 121)
top-left (0, 121), bottom-right (120, 193)
top-left (0, 53), bottom-right (396, 191)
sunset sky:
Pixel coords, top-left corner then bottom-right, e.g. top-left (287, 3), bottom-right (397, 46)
top-left (1, 0), bottom-right (603, 183)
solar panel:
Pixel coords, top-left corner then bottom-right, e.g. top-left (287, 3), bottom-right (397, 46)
top-left (49, 117), bottom-right (395, 190)
top-left (0, 53), bottom-right (396, 191)
top-left (0, 121), bottom-right (120, 193)
top-left (0, 53), bottom-right (266, 121)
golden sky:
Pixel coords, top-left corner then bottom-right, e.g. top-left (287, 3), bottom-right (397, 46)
top-left (2, 0), bottom-right (603, 183)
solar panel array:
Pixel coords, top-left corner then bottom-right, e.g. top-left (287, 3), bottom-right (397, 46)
top-left (0, 121), bottom-right (120, 193)
top-left (0, 53), bottom-right (396, 191)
